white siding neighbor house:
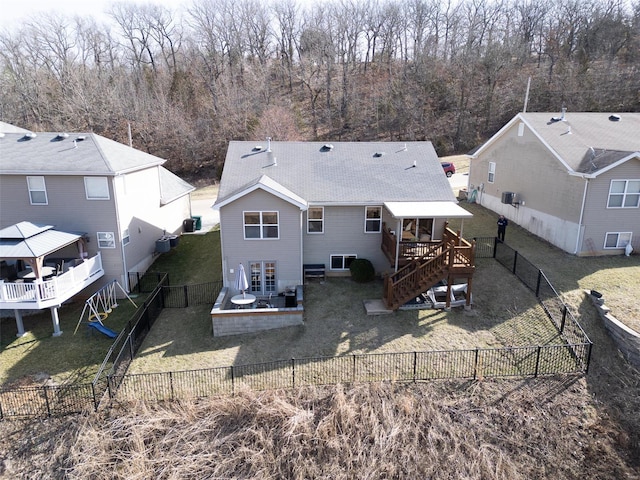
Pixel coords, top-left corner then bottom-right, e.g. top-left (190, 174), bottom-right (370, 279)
top-left (468, 112), bottom-right (640, 256)
top-left (214, 140), bottom-right (474, 305)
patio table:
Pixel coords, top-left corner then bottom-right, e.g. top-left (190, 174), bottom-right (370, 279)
top-left (231, 294), bottom-right (256, 308)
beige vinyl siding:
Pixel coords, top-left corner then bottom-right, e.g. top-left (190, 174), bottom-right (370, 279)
top-left (304, 205), bottom-right (388, 275)
top-left (471, 121), bottom-right (584, 223)
top-left (580, 160), bottom-right (640, 254)
top-left (219, 189), bottom-right (303, 291)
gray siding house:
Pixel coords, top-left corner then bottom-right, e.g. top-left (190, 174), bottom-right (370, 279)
top-left (0, 125), bottom-right (195, 293)
top-left (468, 112), bottom-right (640, 256)
top-left (214, 141), bottom-right (472, 296)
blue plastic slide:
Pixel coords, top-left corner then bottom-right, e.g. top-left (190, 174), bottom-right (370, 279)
top-left (88, 321), bottom-right (118, 338)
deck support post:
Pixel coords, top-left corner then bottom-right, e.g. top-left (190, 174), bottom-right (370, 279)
top-left (14, 309), bottom-right (26, 337)
top-left (50, 306), bottom-right (63, 336)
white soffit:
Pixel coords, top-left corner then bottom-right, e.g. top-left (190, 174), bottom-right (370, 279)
top-left (384, 201), bottom-right (473, 219)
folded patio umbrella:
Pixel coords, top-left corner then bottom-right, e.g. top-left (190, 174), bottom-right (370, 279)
top-left (234, 263), bottom-right (249, 297)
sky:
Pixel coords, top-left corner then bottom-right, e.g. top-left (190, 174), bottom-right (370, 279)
top-left (0, 0), bottom-right (190, 31)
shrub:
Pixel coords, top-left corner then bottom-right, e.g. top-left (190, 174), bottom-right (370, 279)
top-left (349, 258), bottom-right (375, 283)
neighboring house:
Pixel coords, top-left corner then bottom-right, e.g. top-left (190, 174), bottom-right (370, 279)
top-left (214, 140), bottom-right (474, 308)
top-left (468, 111), bottom-right (640, 256)
top-left (0, 124), bottom-right (195, 310)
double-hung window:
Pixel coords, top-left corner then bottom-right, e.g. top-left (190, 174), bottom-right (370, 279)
top-left (365, 206), bottom-right (382, 233)
top-left (488, 162), bottom-right (496, 183)
top-left (97, 232), bottom-right (116, 248)
top-left (85, 176), bottom-right (110, 200)
top-left (307, 207), bottom-right (324, 233)
top-left (27, 176), bottom-right (48, 205)
top-left (244, 211), bottom-right (279, 239)
top-left (607, 180), bottom-right (640, 208)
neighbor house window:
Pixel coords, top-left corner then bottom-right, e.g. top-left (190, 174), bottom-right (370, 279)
top-left (244, 211), bottom-right (279, 239)
top-left (85, 176), bottom-right (110, 200)
top-left (365, 206), bottom-right (382, 233)
top-left (122, 228), bottom-right (130, 246)
top-left (307, 207), bottom-right (324, 233)
top-left (27, 176), bottom-right (48, 205)
top-left (604, 232), bottom-right (632, 249)
top-left (330, 254), bottom-right (356, 270)
top-left (488, 162), bottom-right (496, 183)
top-left (607, 180), bottom-right (640, 208)
top-left (97, 232), bottom-right (116, 248)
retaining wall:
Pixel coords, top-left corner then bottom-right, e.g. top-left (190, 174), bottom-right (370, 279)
top-left (210, 286), bottom-right (304, 336)
top-left (587, 290), bottom-right (640, 368)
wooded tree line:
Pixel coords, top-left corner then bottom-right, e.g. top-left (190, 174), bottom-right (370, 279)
top-left (1, 0), bottom-right (639, 180)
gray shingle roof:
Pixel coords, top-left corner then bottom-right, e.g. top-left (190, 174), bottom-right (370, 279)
top-left (0, 222), bottom-right (81, 259)
top-left (0, 132), bottom-right (166, 175)
top-left (519, 112), bottom-right (640, 174)
top-left (216, 141), bottom-right (456, 205)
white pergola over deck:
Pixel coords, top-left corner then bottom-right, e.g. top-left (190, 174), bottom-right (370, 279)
top-left (0, 222), bottom-right (104, 337)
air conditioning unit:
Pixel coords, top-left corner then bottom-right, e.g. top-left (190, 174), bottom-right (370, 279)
top-left (501, 191), bottom-right (514, 204)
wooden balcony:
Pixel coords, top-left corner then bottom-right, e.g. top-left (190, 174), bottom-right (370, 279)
top-left (0, 253), bottom-right (104, 310)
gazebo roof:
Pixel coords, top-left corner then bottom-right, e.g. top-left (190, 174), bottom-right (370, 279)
top-left (0, 222), bottom-right (82, 259)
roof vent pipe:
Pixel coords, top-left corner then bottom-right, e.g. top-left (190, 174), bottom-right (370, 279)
top-left (561, 107), bottom-right (566, 121)
top-left (266, 137), bottom-right (271, 152)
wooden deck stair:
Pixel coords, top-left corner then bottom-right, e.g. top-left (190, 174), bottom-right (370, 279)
top-left (383, 230), bottom-right (476, 311)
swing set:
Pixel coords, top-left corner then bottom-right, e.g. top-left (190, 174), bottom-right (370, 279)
top-left (73, 280), bottom-right (137, 336)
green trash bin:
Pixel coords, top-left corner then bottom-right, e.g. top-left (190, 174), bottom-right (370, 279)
top-left (192, 216), bottom-right (202, 230)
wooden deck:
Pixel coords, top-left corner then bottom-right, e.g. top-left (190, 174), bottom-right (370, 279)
top-left (382, 225), bottom-right (476, 310)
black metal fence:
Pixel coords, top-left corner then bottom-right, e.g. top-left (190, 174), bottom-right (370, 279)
top-left (162, 281), bottom-right (223, 308)
top-left (2, 240), bottom-right (593, 417)
top-left (110, 343), bottom-right (590, 401)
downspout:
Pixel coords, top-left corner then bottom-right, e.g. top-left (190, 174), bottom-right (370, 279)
top-left (574, 177), bottom-right (589, 255)
top-left (300, 209), bottom-right (305, 285)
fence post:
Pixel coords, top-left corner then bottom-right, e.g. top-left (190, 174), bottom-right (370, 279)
top-left (230, 365), bottom-right (235, 395)
top-left (535, 270), bottom-right (542, 297)
top-left (183, 285), bottom-right (189, 308)
top-left (352, 354), bottom-right (357, 383)
top-left (512, 251), bottom-right (518, 274)
top-left (43, 386), bottom-right (51, 417)
top-left (560, 305), bottom-right (567, 333)
top-left (534, 346), bottom-right (542, 377)
top-left (473, 348), bottom-right (479, 380)
top-left (585, 343), bottom-right (593, 374)
top-left (291, 358), bottom-right (296, 389)
top-left (413, 352), bottom-right (417, 383)
top-left (91, 382), bottom-right (98, 412)
top-left (492, 237), bottom-right (498, 258)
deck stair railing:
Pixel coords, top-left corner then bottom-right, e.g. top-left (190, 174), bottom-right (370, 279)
top-left (383, 226), bottom-right (476, 310)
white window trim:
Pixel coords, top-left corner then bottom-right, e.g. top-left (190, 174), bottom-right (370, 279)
top-left (307, 206), bottom-right (324, 234)
top-left (243, 211), bottom-right (280, 240)
top-left (604, 232), bottom-right (632, 249)
top-left (97, 231), bottom-right (116, 248)
top-left (606, 179), bottom-right (640, 209)
top-left (330, 254), bottom-right (357, 271)
top-left (488, 162), bottom-right (496, 184)
top-left (27, 176), bottom-right (48, 205)
top-left (122, 228), bottom-right (130, 246)
top-left (364, 206), bottom-right (382, 233)
top-left (85, 176), bottom-right (110, 200)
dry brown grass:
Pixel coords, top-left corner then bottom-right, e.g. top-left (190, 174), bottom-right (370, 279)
top-left (1, 379), bottom-right (638, 479)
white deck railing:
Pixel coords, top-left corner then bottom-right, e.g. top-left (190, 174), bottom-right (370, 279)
top-left (0, 253), bottom-right (103, 307)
